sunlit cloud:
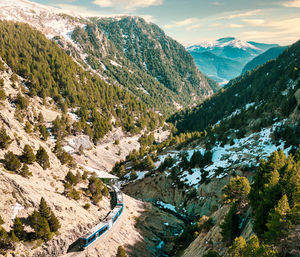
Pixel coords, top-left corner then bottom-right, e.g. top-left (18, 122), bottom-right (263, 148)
top-left (227, 9), bottom-right (262, 19)
top-left (282, 0), bottom-right (300, 7)
top-left (165, 18), bottom-right (199, 29)
top-left (93, 0), bottom-right (163, 10)
top-left (239, 17), bottom-right (300, 44)
top-left (243, 19), bottom-right (265, 26)
top-left (229, 23), bottom-right (244, 28)
top-left (187, 24), bottom-right (201, 31)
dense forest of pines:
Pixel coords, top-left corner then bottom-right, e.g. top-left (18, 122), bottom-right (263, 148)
top-left (217, 149), bottom-right (300, 257)
top-left (70, 16), bottom-right (218, 115)
top-left (0, 21), bottom-right (163, 143)
top-left (169, 40), bottom-right (300, 142)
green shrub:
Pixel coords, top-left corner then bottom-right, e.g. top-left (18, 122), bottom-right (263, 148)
top-left (24, 121), bottom-right (32, 133)
top-left (12, 218), bottom-right (25, 241)
top-left (0, 127), bottom-right (12, 149)
top-left (15, 93), bottom-right (28, 109)
top-left (0, 89), bottom-right (6, 100)
top-left (36, 146), bottom-right (50, 169)
top-left (83, 203), bottom-right (90, 210)
top-left (39, 125), bottom-right (49, 141)
top-left (4, 151), bottom-right (21, 171)
top-left (65, 171), bottom-right (78, 185)
top-left (29, 210), bottom-right (51, 241)
top-left (21, 144), bottom-right (36, 164)
top-left (19, 164), bottom-right (32, 178)
top-left (116, 245), bottom-right (127, 257)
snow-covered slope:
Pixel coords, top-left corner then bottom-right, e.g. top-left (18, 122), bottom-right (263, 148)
top-left (0, 0), bottom-right (81, 41)
top-left (187, 37), bottom-right (279, 85)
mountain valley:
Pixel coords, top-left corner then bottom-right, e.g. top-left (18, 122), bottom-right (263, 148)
top-left (187, 37), bottom-right (279, 85)
top-left (0, 1), bottom-right (299, 257)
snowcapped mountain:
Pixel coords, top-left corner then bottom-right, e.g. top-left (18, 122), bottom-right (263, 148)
top-left (0, 0), bottom-right (217, 115)
top-left (0, 0), bottom-right (80, 40)
top-left (187, 37), bottom-right (279, 85)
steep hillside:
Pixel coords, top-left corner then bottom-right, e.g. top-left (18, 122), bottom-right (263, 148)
top-left (242, 46), bottom-right (287, 73)
top-left (171, 39), bottom-right (300, 139)
top-left (0, 20), bottom-right (163, 144)
top-left (0, 51), bottom-right (183, 257)
top-left (119, 39), bottom-right (300, 256)
top-left (187, 37), bottom-right (279, 85)
top-left (70, 16), bottom-right (216, 114)
top-left (0, 0), bottom-right (218, 115)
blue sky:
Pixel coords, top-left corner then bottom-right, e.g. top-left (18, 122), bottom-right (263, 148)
top-left (31, 0), bottom-right (300, 45)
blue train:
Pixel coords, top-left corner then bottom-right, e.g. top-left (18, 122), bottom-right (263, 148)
top-left (79, 186), bottom-right (123, 250)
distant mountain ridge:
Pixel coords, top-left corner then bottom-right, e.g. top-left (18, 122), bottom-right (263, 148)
top-left (187, 37), bottom-right (279, 85)
top-left (242, 46), bottom-right (287, 73)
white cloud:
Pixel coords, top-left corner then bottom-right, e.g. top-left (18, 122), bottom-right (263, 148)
top-left (93, 0), bottom-right (163, 10)
top-left (283, 0), bottom-right (300, 7)
top-left (227, 9), bottom-right (262, 19)
top-left (165, 18), bottom-right (198, 29)
top-left (54, 3), bottom-right (121, 16)
top-left (239, 17), bottom-right (300, 44)
top-left (229, 23), bottom-right (244, 28)
top-left (187, 24), bottom-right (201, 31)
top-left (243, 19), bottom-right (265, 26)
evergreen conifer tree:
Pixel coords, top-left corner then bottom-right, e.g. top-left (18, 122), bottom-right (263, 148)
top-left (39, 197), bottom-right (51, 220)
top-left (4, 151), bottom-right (22, 171)
top-left (21, 144), bottom-right (36, 164)
top-left (116, 245), bottom-right (127, 257)
top-left (48, 211), bottom-right (60, 233)
top-left (0, 127), bottom-right (12, 149)
top-left (36, 146), bottom-right (50, 169)
top-left (19, 163), bottom-right (32, 178)
top-left (264, 194), bottom-right (291, 243)
top-left (12, 217), bottom-right (25, 241)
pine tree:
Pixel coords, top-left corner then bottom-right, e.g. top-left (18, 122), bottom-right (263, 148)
top-left (116, 245), bottom-right (127, 257)
top-left (220, 204), bottom-right (240, 244)
top-left (243, 235), bottom-right (260, 257)
top-left (65, 171), bottom-right (78, 185)
top-left (264, 194), bottom-right (291, 243)
top-left (141, 155), bottom-right (155, 170)
top-left (39, 197), bottom-right (51, 220)
top-left (29, 210), bottom-right (51, 241)
top-left (19, 163), bottom-right (32, 178)
top-left (0, 127), bottom-right (12, 149)
top-left (39, 125), bottom-right (49, 141)
top-left (48, 211), bottom-right (60, 232)
top-left (223, 176), bottom-right (250, 210)
top-left (4, 151), bottom-right (22, 171)
top-left (12, 217), bottom-right (25, 241)
top-left (36, 146), bottom-right (50, 169)
top-left (24, 121), bottom-right (32, 133)
top-left (21, 144), bottom-right (36, 164)
top-left (228, 236), bottom-right (246, 257)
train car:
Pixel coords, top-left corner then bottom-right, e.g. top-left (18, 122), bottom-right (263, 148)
top-left (78, 186), bottom-right (123, 250)
top-left (105, 205), bottom-right (123, 228)
top-left (112, 185), bottom-right (123, 206)
top-left (79, 222), bottom-right (109, 249)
